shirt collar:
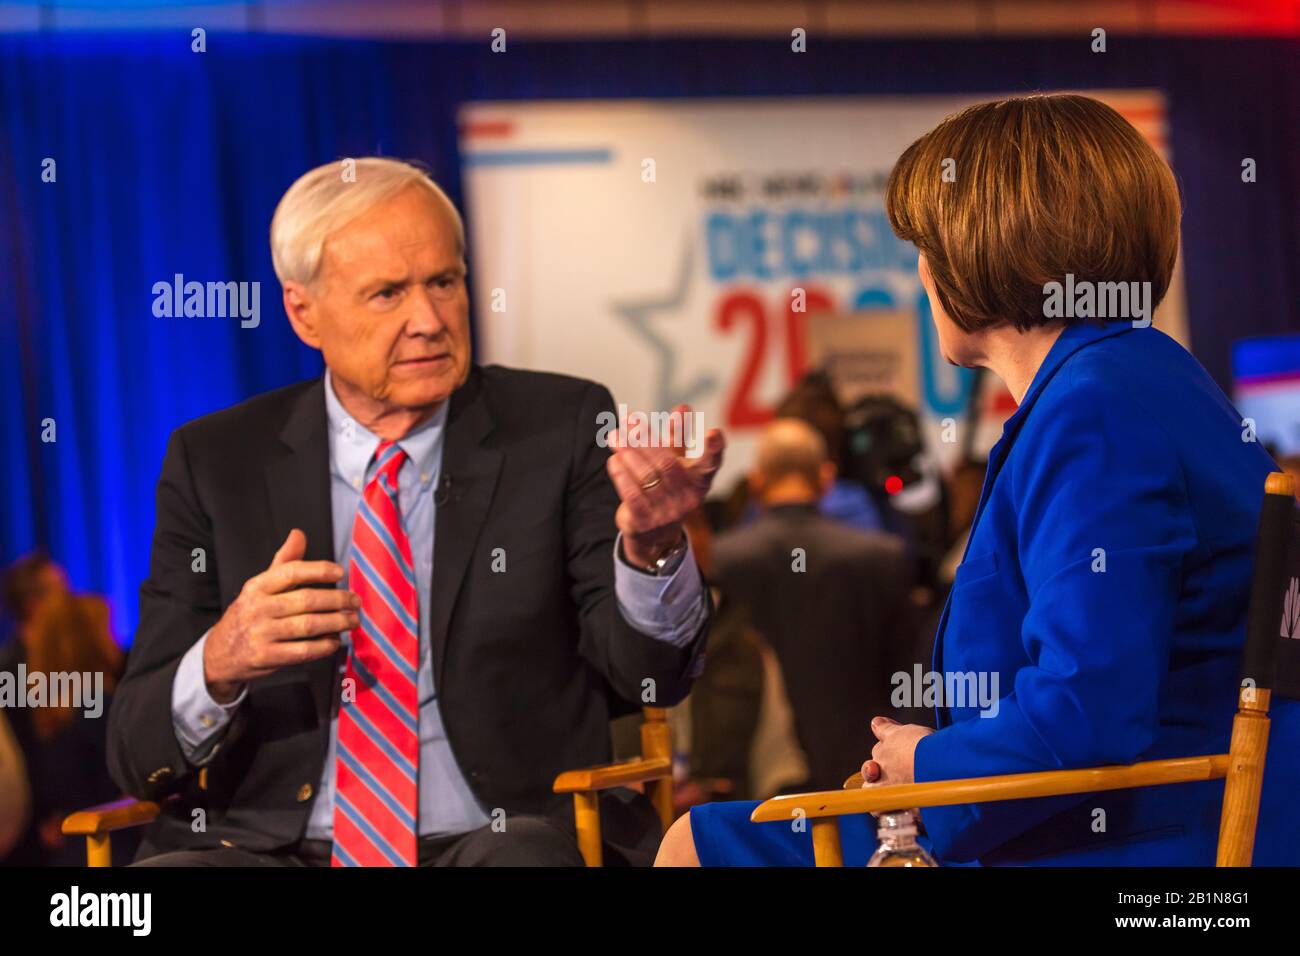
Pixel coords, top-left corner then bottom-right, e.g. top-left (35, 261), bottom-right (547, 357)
top-left (323, 368), bottom-right (448, 488)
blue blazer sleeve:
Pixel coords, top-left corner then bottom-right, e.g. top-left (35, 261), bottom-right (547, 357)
top-left (913, 372), bottom-right (1200, 862)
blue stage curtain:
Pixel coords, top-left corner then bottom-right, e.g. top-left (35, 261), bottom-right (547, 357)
top-left (1, 33), bottom-right (1297, 640)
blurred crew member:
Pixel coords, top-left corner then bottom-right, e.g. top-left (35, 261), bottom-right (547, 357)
top-left (711, 419), bottom-right (910, 791)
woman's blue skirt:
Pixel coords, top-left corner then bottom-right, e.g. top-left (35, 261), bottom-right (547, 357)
top-left (690, 799), bottom-right (884, 866)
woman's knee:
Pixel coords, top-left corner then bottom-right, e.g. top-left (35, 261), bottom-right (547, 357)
top-left (654, 811), bottom-right (700, 867)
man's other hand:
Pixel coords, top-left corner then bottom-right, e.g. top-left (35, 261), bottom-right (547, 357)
top-left (203, 529), bottom-right (358, 702)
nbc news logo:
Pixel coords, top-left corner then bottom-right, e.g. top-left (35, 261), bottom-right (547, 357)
top-left (1283, 578), bottom-right (1300, 640)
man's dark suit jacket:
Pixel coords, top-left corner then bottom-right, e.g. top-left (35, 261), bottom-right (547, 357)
top-left (108, 365), bottom-right (709, 855)
top-left (712, 503), bottom-right (910, 790)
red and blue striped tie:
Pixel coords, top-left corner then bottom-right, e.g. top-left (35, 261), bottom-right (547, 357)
top-left (332, 440), bottom-right (420, 867)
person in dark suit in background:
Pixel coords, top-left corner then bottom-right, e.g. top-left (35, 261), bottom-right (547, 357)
top-left (710, 418), bottom-right (911, 791)
top-left (109, 158), bottom-right (725, 866)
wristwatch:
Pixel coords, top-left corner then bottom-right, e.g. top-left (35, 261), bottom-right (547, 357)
top-left (623, 532), bottom-right (688, 576)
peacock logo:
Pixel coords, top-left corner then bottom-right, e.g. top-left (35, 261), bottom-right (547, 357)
top-left (1283, 577), bottom-right (1300, 640)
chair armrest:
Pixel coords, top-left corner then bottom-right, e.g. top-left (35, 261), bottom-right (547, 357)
top-left (553, 757), bottom-right (672, 793)
top-left (62, 797), bottom-right (161, 836)
top-left (750, 754), bottom-right (1230, 822)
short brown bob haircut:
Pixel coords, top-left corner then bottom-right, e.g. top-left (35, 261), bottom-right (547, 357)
top-left (886, 93), bottom-right (1182, 333)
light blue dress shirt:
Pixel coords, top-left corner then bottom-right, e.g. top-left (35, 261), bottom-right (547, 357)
top-left (171, 371), bottom-right (708, 838)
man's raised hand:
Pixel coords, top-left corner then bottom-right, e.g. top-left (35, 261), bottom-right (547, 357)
top-left (606, 403), bottom-right (725, 567)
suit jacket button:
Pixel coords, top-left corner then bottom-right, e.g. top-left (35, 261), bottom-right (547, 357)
top-left (296, 783), bottom-right (314, 802)
top-left (220, 839), bottom-right (236, 848)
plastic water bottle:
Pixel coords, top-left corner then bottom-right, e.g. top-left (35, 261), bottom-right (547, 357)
top-left (866, 810), bottom-right (938, 867)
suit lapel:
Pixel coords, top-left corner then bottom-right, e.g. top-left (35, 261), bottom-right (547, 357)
top-left (264, 378), bottom-right (339, 728)
top-left (431, 367), bottom-right (504, 686)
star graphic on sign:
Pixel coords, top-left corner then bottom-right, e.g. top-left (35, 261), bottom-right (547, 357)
top-left (611, 242), bottom-right (717, 411)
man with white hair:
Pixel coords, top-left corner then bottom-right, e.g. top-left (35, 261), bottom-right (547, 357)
top-left (108, 158), bottom-right (725, 866)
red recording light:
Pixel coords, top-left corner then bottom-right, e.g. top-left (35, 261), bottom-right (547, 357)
top-left (885, 475), bottom-right (903, 495)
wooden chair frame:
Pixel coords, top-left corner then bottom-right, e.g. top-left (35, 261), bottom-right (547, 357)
top-left (552, 707), bottom-right (674, 867)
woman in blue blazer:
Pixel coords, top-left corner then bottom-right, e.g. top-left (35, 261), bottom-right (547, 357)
top-left (658, 93), bottom-right (1298, 866)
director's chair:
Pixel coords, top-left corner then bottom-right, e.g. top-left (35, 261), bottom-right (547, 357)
top-left (65, 710), bottom-right (674, 867)
top-left (750, 472), bottom-right (1299, 867)
top-left (552, 706), bottom-right (674, 867)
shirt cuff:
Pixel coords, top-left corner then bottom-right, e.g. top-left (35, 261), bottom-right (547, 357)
top-left (613, 533), bottom-right (709, 649)
top-left (171, 630), bottom-right (246, 766)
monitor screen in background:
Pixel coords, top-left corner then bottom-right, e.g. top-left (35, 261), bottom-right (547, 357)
top-left (1234, 334), bottom-right (1300, 456)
